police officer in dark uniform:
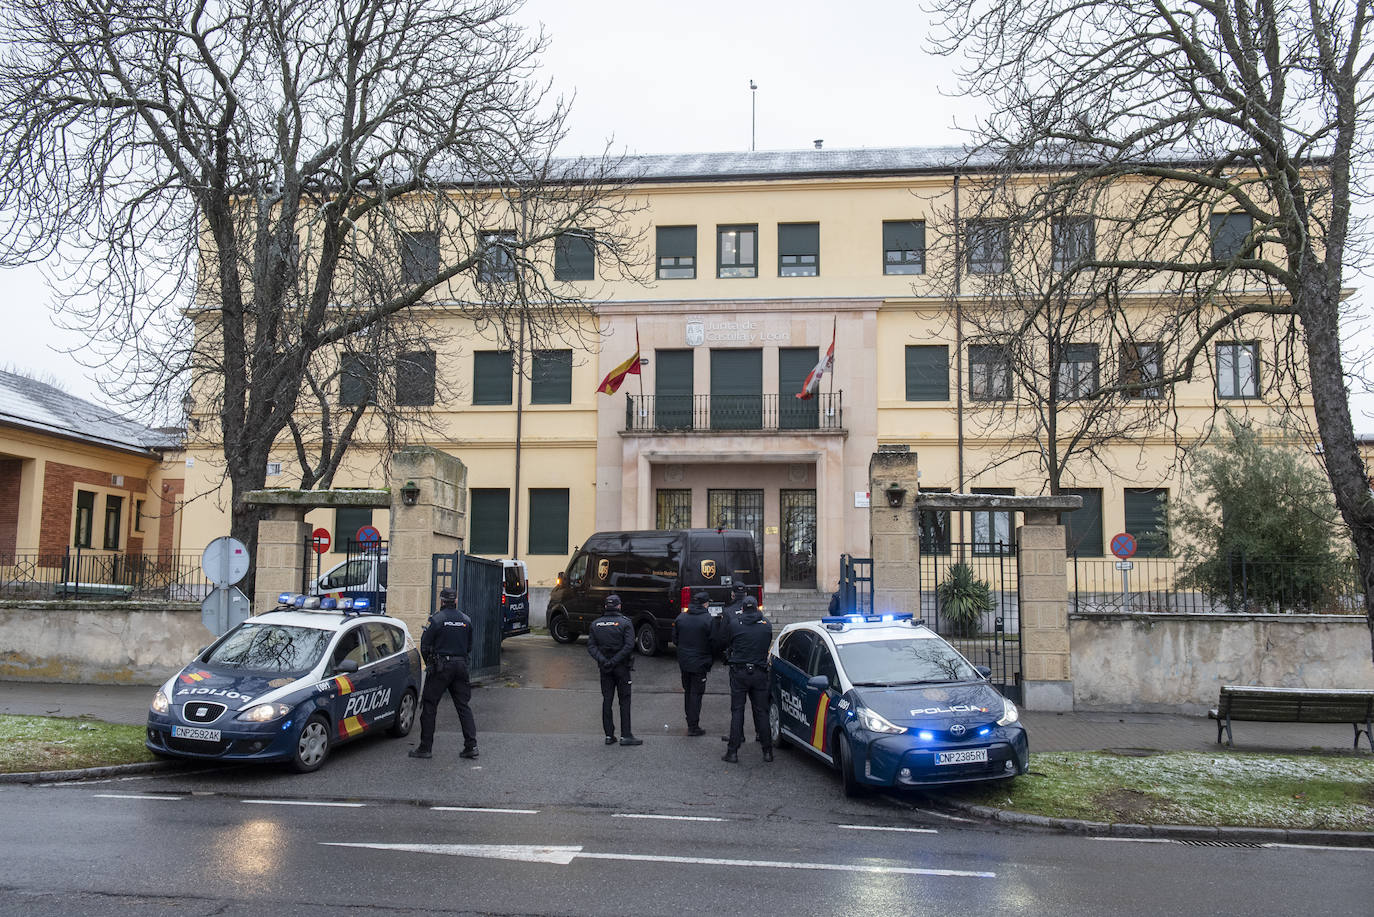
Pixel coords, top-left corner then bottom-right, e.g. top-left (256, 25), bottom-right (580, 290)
top-left (672, 589), bottom-right (714, 736)
top-left (587, 594), bottom-right (641, 746)
top-left (722, 583), bottom-right (749, 619)
top-left (715, 596), bottom-right (773, 763)
top-left (410, 588), bottom-right (477, 760)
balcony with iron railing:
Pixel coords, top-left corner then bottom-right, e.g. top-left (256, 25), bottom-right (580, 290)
top-left (624, 392), bottom-right (844, 434)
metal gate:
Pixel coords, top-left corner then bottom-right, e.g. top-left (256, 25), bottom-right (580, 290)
top-left (344, 539), bottom-right (387, 613)
top-left (838, 553), bottom-right (872, 615)
top-left (918, 541), bottom-right (1022, 703)
top-left (780, 489), bottom-right (816, 589)
top-left (431, 551), bottom-right (502, 679)
top-left (707, 488), bottom-right (764, 571)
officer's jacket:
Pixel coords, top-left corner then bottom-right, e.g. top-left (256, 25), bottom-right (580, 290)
top-left (671, 605), bottom-right (714, 674)
top-left (587, 612), bottom-right (636, 669)
top-left (715, 608), bottom-right (772, 665)
top-left (421, 605), bottom-right (473, 658)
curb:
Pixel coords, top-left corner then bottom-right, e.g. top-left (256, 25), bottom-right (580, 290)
top-left (940, 797), bottom-right (1374, 848)
top-left (0, 760), bottom-right (180, 785)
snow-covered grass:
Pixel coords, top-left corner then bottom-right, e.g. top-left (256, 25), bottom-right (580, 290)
top-left (0, 715), bottom-right (154, 773)
top-left (940, 750), bottom-right (1374, 830)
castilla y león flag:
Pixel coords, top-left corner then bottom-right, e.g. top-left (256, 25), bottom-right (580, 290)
top-left (796, 319), bottom-right (836, 400)
top-left (595, 327), bottom-right (641, 395)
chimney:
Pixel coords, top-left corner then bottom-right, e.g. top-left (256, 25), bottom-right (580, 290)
top-left (813, 139), bottom-right (824, 150)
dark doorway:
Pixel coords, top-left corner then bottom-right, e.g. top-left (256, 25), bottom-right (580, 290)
top-left (707, 488), bottom-right (764, 571)
top-left (779, 489), bottom-right (816, 589)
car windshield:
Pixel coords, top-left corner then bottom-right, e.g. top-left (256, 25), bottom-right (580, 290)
top-left (204, 622), bottom-right (333, 675)
top-left (837, 637), bottom-right (979, 686)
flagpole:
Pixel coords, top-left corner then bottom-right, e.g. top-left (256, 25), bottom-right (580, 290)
top-left (635, 318), bottom-right (644, 399)
top-left (827, 316), bottom-right (836, 399)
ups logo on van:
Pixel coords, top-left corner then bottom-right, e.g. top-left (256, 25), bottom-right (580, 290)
top-left (700, 559), bottom-right (717, 579)
top-left (597, 559), bottom-right (610, 581)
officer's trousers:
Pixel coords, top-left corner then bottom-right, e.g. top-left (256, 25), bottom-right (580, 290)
top-left (727, 665), bottom-right (770, 753)
top-left (680, 670), bottom-right (708, 729)
top-left (600, 663), bottom-right (633, 738)
top-left (418, 656), bottom-right (476, 752)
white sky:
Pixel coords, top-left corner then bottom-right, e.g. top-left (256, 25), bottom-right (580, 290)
top-left (1, 0), bottom-right (1370, 432)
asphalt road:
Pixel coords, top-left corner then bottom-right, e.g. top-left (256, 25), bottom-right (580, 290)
top-left (1, 635), bottom-right (1370, 915)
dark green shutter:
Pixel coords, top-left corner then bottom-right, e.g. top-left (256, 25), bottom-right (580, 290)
top-left (554, 232), bottom-right (594, 281)
top-left (1210, 213), bottom-right (1252, 260)
top-left (469, 489), bottom-right (510, 555)
top-left (397, 350), bottom-right (436, 406)
top-left (778, 223), bottom-right (818, 255)
top-left (905, 345), bottom-right (949, 401)
top-left (528, 489), bottom-right (569, 555)
top-left (1063, 489), bottom-right (1103, 556)
top-left (473, 351), bottom-right (513, 405)
top-left (340, 354), bottom-right (375, 405)
top-left (655, 349), bottom-right (694, 429)
top-left (709, 349), bottom-right (762, 429)
top-left (883, 220), bottom-right (925, 274)
top-left (335, 507), bottom-right (373, 550)
top-left (531, 350), bottom-right (572, 404)
top-left (657, 226), bottom-right (695, 258)
top-left (779, 347), bottom-right (819, 429)
top-left (1124, 488), bottom-right (1170, 557)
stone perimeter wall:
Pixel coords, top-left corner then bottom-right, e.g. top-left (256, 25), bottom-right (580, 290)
top-left (1071, 611), bottom-right (1374, 714)
top-left (0, 603), bottom-right (213, 684)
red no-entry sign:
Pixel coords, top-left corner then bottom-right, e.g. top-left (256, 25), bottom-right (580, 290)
top-left (1111, 532), bottom-right (1137, 559)
top-left (311, 527), bottom-right (331, 554)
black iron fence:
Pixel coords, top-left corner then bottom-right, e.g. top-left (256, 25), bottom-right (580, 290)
top-left (624, 392), bottom-right (844, 433)
top-left (0, 548), bottom-right (214, 601)
top-left (1071, 552), bottom-right (1364, 614)
top-left (919, 542), bottom-right (1021, 702)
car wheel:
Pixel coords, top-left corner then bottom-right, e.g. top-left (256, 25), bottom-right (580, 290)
top-left (291, 713), bottom-right (331, 773)
top-left (836, 732), bottom-right (866, 798)
top-left (549, 610), bottom-right (576, 644)
top-left (388, 689), bottom-right (417, 738)
top-left (768, 698), bottom-right (786, 749)
top-left (635, 622), bottom-right (660, 656)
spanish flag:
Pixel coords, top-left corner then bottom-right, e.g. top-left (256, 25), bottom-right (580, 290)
top-left (595, 324), bottom-right (641, 395)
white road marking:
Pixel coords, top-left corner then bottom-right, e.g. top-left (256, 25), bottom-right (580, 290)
top-left (839, 824), bottom-right (938, 834)
top-left (612, 813), bottom-right (727, 823)
top-left (243, 799), bottom-right (366, 808)
top-left (1091, 837), bottom-right (1173, 844)
top-left (92, 793), bottom-right (185, 801)
top-left (1262, 843), bottom-right (1374, 854)
top-left (1095, 837), bottom-right (1374, 853)
top-left (323, 842), bottom-right (996, 878)
top-left (431, 806), bottom-right (539, 815)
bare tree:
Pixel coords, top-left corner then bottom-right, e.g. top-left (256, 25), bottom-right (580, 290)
top-left (927, 0), bottom-right (1374, 656)
top-left (0, 0), bottom-right (644, 572)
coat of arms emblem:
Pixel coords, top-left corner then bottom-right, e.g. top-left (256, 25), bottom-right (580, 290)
top-left (700, 559), bottom-right (717, 579)
top-left (685, 320), bottom-right (705, 347)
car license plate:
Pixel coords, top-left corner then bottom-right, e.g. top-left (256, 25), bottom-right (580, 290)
top-left (172, 725), bottom-right (221, 742)
top-left (935, 748), bottom-right (988, 766)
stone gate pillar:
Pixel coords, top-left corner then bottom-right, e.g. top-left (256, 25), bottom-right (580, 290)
top-left (868, 448), bottom-right (920, 616)
top-left (388, 446), bottom-right (466, 637)
top-left (1018, 507), bottom-right (1074, 711)
top-left (253, 505), bottom-right (310, 612)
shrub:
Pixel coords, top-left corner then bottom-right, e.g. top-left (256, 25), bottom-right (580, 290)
top-left (936, 562), bottom-right (993, 637)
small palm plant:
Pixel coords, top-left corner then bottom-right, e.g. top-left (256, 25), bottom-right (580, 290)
top-left (936, 563), bottom-right (993, 637)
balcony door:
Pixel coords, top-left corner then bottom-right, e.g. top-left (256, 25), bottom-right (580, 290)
top-left (655, 349), bottom-right (694, 430)
top-left (710, 348), bottom-right (761, 430)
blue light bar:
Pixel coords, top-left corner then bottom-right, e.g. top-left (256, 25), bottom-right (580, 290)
top-left (293, 595), bottom-right (307, 608)
top-left (319, 597), bottom-right (338, 610)
top-left (821, 612), bottom-right (915, 627)
top-left (351, 597), bottom-right (371, 611)
top-left (338, 597), bottom-right (354, 609)
top-left (277, 592), bottom-right (295, 606)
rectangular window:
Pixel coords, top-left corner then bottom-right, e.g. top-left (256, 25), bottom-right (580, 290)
top-left (400, 230), bottom-right (438, 286)
top-left (1057, 344), bottom-right (1099, 400)
top-left (74, 490), bottom-right (94, 548)
top-left (883, 220), bottom-right (925, 275)
top-left (134, 499), bottom-right (145, 533)
top-left (779, 347), bottom-right (819, 429)
top-left (1121, 342), bottom-right (1163, 399)
top-left (528, 488), bottom-right (570, 555)
top-left (469, 488), bottom-right (510, 556)
top-left (1063, 488), bottom-right (1103, 557)
top-left (969, 343), bottom-right (1012, 400)
top-left (656, 225), bottom-right (696, 279)
top-left (717, 224), bottom-right (758, 278)
top-left (335, 507), bottom-right (373, 550)
top-left (709, 348), bottom-right (762, 429)
top-left (654, 349), bottom-right (694, 430)
top-left (966, 219), bottom-right (1009, 274)
top-left (918, 487), bottom-right (951, 556)
top-left (778, 223), bottom-right (819, 277)
top-left (655, 489), bottom-right (692, 530)
top-left (971, 487), bottom-right (1014, 555)
top-left (103, 495), bottom-right (123, 550)
top-left (1216, 342), bottom-right (1260, 398)
top-left (905, 345), bottom-right (950, 401)
top-left (531, 349), bottom-right (573, 405)
top-left (554, 231), bottom-right (595, 281)
top-left (339, 354), bottom-right (376, 405)
top-left (477, 230), bottom-right (516, 283)
top-left (473, 350), bottom-right (514, 405)
top-left (266, 461), bottom-right (283, 477)
top-left (1052, 217), bottom-right (1095, 270)
top-left (1124, 488), bottom-right (1170, 557)
top-left (396, 350), bottom-right (436, 407)
top-left (1210, 212), bottom-right (1252, 261)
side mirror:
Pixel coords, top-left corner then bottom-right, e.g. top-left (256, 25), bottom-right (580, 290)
top-left (975, 665), bottom-right (992, 680)
top-left (807, 675), bottom-right (831, 691)
top-left (335, 659), bottom-right (360, 674)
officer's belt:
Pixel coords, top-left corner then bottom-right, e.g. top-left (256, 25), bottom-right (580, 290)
top-left (730, 661), bottom-right (766, 670)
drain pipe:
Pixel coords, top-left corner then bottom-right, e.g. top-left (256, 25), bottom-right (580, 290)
top-left (954, 173), bottom-right (966, 553)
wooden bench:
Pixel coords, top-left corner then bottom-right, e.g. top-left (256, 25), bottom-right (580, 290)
top-left (1209, 685), bottom-right (1374, 751)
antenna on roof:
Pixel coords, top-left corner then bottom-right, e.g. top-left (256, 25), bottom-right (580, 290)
top-left (749, 80), bottom-right (758, 151)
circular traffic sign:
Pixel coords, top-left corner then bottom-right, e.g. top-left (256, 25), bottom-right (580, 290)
top-left (1110, 532), bottom-right (1138, 559)
top-left (356, 525), bottom-right (381, 543)
top-left (311, 527), bottom-right (331, 554)
top-left (201, 536), bottom-right (250, 586)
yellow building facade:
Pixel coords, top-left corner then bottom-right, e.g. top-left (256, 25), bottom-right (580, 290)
top-left (178, 148), bottom-right (1300, 592)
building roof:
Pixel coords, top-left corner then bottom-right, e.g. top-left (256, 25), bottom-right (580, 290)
top-left (608, 146), bottom-right (992, 183)
top-left (0, 370), bottom-right (178, 456)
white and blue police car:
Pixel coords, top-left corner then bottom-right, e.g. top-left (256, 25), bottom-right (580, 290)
top-left (146, 593), bottom-right (422, 773)
top-left (768, 612), bottom-right (1029, 796)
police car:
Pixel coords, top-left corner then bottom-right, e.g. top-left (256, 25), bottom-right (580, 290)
top-left (768, 612), bottom-right (1029, 795)
top-left (146, 593), bottom-right (422, 773)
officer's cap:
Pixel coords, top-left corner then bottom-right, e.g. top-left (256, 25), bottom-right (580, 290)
top-left (742, 596), bottom-right (758, 610)
top-left (605, 594), bottom-right (622, 609)
top-left (439, 588), bottom-right (456, 601)
top-left (691, 589), bottom-right (709, 604)
top-left (730, 583), bottom-right (747, 595)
